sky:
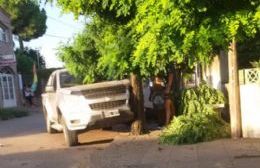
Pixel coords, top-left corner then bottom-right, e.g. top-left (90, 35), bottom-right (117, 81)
top-left (20, 3), bottom-right (86, 68)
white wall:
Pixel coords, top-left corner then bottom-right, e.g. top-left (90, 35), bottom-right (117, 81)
top-left (240, 84), bottom-right (260, 137)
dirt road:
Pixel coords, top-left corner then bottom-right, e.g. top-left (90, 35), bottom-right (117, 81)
top-left (0, 110), bottom-right (129, 168)
top-left (1, 110), bottom-right (260, 168)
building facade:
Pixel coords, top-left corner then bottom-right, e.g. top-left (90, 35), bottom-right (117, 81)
top-left (0, 8), bottom-right (19, 108)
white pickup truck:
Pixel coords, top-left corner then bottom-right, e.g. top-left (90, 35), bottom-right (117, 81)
top-left (42, 69), bottom-right (133, 146)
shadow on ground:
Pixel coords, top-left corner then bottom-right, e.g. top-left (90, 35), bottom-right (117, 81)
top-left (79, 138), bottom-right (114, 146)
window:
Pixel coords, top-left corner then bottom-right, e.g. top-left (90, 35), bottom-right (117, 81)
top-left (46, 73), bottom-right (57, 90)
top-left (0, 26), bottom-right (8, 42)
top-left (2, 76), bottom-right (9, 99)
top-left (8, 76), bottom-right (14, 99)
top-left (47, 73), bottom-right (55, 86)
top-left (60, 72), bottom-right (80, 88)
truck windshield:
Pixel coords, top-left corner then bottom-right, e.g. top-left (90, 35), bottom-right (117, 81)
top-left (60, 72), bottom-right (80, 88)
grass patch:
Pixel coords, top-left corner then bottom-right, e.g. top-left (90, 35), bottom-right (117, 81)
top-left (0, 108), bottom-right (29, 120)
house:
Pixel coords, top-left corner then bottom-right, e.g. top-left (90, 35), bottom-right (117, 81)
top-left (0, 8), bottom-right (20, 108)
top-left (202, 50), bottom-right (260, 138)
top-left (202, 51), bottom-right (229, 94)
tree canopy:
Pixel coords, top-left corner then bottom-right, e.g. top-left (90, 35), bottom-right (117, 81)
top-left (55, 0), bottom-right (259, 135)
top-left (130, 0), bottom-right (259, 75)
top-left (0, 0), bottom-right (47, 47)
top-left (56, 0), bottom-right (259, 82)
top-left (238, 32), bottom-right (260, 68)
top-left (58, 22), bottom-right (101, 83)
top-left (16, 47), bottom-right (46, 74)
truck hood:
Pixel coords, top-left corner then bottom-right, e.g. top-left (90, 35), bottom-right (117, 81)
top-left (59, 79), bottom-right (130, 95)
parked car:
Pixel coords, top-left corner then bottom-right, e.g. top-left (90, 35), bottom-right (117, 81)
top-left (41, 69), bottom-right (133, 146)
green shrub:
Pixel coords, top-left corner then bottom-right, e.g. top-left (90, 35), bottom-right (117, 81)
top-left (250, 59), bottom-right (260, 68)
top-left (0, 108), bottom-right (29, 120)
top-left (160, 83), bottom-right (230, 145)
top-left (179, 82), bottom-right (226, 115)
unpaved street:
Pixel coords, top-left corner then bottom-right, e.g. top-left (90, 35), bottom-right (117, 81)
top-left (1, 110), bottom-right (260, 168)
top-left (0, 110), bottom-right (128, 168)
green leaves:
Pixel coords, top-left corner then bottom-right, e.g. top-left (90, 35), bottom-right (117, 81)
top-left (56, 0), bottom-right (259, 85)
top-left (129, 0), bottom-right (259, 75)
top-left (160, 83), bottom-right (230, 145)
top-left (15, 48), bottom-right (45, 74)
top-left (16, 50), bottom-right (34, 74)
top-left (1, 0), bottom-right (47, 41)
top-left (58, 17), bottom-right (133, 83)
top-left (250, 59), bottom-right (260, 68)
top-left (55, 0), bottom-right (135, 21)
top-left (94, 20), bottom-right (132, 79)
top-left (58, 24), bottom-right (101, 83)
top-left (160, 112), bottom-right (230, 145)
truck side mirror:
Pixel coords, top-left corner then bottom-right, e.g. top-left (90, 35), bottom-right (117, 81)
top-left (45, 86), bottom-right (54, 92)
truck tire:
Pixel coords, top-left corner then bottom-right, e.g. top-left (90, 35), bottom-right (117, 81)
top-left (43, 107), bottom-right (57, 134)
top-left (62, 117), bottom-right (78, 147)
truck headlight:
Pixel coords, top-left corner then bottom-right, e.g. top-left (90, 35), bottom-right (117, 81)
top-left (125, 88), bottom-right (130, 105)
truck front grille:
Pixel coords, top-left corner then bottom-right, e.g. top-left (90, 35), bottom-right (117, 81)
top-left (90, 100), bottom-right (126, 110)
top-left (83, 85), bottom-right (126, 99)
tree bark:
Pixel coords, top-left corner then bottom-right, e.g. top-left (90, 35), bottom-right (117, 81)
top-left (228, 38), bottom-right (242, 138)
top-left (172, 66), bottom-right (182, 115)
top-left (18, 36), bottom-right (24, 51)
top-left (130, 73), bottom-right (146, 135)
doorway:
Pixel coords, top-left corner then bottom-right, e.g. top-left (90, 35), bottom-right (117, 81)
top-left (0, 73), bottom-right (16, 107)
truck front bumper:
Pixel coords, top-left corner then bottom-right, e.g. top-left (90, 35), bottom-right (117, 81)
top-left (66, 107), bottom-right (133, 131)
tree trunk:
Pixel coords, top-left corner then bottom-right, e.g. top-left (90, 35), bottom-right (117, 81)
top-left (18, 36), bottom-right (24, 51)
top-left (228, 38), bottom-right (242, 138)
top-left (173, 67), bottom-right (182, 115)
top-left (130, 73), bottom-right (146, 135)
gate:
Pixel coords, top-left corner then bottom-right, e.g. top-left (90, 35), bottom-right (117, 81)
top-left (239, 68), bottom-right (260, 137)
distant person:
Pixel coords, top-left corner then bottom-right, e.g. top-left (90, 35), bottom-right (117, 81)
top-left (150, 65), bottom-right (176, 126)
top-left (24, 84), bottom-right (33, 106)
top-left (164, 70), bottom-right (175, 125)
top-left (150, 75), bottom-right (166, 126)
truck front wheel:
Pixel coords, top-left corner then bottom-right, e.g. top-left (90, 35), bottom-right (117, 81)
top-left (62, 118), bottom-right (78, 146)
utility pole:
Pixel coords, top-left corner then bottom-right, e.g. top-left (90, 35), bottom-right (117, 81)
top-left (228, 38), bottom-right (242, 138)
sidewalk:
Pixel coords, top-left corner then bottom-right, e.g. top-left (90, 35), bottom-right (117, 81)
top-left (89, 133), bottom-right (260, 168)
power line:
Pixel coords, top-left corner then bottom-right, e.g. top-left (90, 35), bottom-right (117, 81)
top-left (47, 15), bottom-right (84, 29)
top-left (44, 34), bottom-right (71, 39)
